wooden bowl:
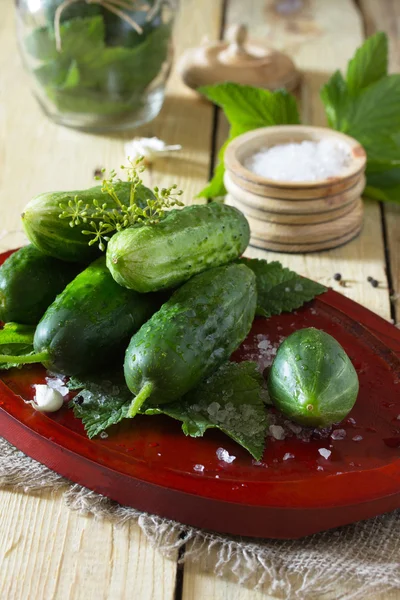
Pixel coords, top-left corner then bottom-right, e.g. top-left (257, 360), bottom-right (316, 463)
top-left (224, 126), bottom-right (367, 253)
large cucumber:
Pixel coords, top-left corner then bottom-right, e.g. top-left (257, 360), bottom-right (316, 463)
top-left (106, 203), bottom-right (250, 292)
top-left (0, 245), bottom-right (80, 325)
top-left (32, 257), bottom-right (161, 375)
top-left (124, 262), bottom-right (257, 416)
top-left (22, 182), bottom-right (153, 263)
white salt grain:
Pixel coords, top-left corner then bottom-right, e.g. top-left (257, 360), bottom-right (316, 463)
top-left (244, 139), bottom-right (351, 183)
top-left (331, 429), bottom-right (346, 441)
top-left (352, 435), bottom-right (363, 442)
top-left (318, 448), bottom-right (331, 459)
top-left (269, 425), bottom-right (286, 440)
top-left (216, 448), bottom-right (236, 463)
top-left (193, 464), bottom-right (204, 473)
top-left (100, 431), bottom-right (109, 439)
top-left (283, 453), bottom-right (294, 461)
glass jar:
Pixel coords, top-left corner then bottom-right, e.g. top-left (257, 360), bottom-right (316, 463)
top-left (16, 0), bottom-right (176, 131)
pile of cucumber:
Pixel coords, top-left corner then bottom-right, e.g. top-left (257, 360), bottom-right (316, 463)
top-left (0, 180), bottom-right (359, 448)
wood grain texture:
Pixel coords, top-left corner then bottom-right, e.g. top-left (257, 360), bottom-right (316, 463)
top-left (0, 0), bottom-right (223, 598)
top-left (359, 0), bottom-right (400, 323)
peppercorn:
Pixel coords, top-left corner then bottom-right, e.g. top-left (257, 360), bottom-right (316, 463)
top-left (367, 276), bottom-right (373, 282)
top-left (371, 279), bottom-right (379, 288)
top-left (333, 273), bottom-right (342, 281)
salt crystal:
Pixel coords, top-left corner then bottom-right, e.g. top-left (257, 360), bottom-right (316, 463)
top-left (396, 415), bottom-right (400, 421)
top-left (258, 339), bottom-right (271, 350)
top-left (317, 466), bottom-right (324, 471)
top-left (244, 139), bottom-right (351, 183)
top-left (352, 435), bottom-right (363, 442)
top-left (283, 453), bottom-right (294, 461)
top-left (216, 448), bottom-right (236, 463)
top-left (331, 429), bottom-right (346, 441)
top-left (100, 431), bottom-right (108, 439)
top-left (318, 448), bottom-right (331, 459)
top-left (46, 377), bottom-right (69, 397)
top-left (347, 417), bottom-right (356, 425)
top-left (269, 425), bottom-right (286, 440)
top-left (193, 464), bottom-right (204, 473)
top-left (287, 422), bottom-right (302, 435)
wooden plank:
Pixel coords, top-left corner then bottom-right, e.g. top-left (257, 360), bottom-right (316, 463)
top-left (0, 488), bottom-right (177, 600)
top-left (358, 0), bottom-right (400, 322)
top-left (0, 0), bottom-right (223, 598)
top-left (182, 0), bottom-right (392, 597)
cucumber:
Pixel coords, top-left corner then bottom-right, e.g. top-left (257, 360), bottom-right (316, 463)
top-left (31, 257), bottom-right (161, 375)
top-left (268, 328), bottom-right (359, 427)
top-left (124, 262), bottom-right (257, 416)
top-left (22, 182), bottom-right (153, 263)
top-left (106, 202), bottom-right (250, 292)
top-left (0, 245), bottom-right (80, 325)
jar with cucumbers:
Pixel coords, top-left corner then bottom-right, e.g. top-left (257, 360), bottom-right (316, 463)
top-left (16, 0), bottom-right (176, 131)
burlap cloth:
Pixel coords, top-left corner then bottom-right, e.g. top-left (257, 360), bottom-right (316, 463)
top-left (1, 436), bottom-right (399, 599)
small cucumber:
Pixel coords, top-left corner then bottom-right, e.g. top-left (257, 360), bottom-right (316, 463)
top-left (124, 262), bottom-right (257, 416)
top-left (22, 182), bottom-right (153, 263)
top-left (31, 257), bottom-right (161, 375)
top-left (0, 245), bottom-right (80, 325)
top-left (106, 203), bottom-right (250, 292)
top-left (268, 328), bottom-right (359, 427)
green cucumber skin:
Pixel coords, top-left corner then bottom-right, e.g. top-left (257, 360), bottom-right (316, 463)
top-left (268, 328), bottom-right (359, 427)
top-left (33, 256), bottom-right (160, 375)
top-left (124, 263), bottom-right (257, 404)
top-left (0, 245), bottom-right (80, 325)
top-left (22, 182), bottom-right (152, 263)
top-left (106, 203), bottom-right (250, 292)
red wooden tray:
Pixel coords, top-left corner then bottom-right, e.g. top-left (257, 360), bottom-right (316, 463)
top-left (1, 249), bottom-right (400, 539)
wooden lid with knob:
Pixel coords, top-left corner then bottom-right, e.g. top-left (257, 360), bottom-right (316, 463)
top-left (178, 24), bottom-right (300, 92)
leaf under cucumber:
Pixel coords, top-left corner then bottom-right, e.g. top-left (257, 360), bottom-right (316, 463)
top-left (68, 361), bottom-right (268, 460)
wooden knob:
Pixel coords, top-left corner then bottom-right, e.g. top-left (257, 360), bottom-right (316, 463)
top-left (226, 24), bottom-right (248, 49)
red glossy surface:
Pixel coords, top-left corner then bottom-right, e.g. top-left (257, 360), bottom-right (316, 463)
top-left (1, 250), bottom-right (400, 538)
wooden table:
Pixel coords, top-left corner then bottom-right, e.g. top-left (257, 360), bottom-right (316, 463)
top-left (0, 0), bottom-right (399, 598)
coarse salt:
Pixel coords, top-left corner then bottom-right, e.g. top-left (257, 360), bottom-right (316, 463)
top-left (216, 448), bottom-right (236, 463)
top-left (193, 464), bottom-right (204, 473)
top-left (331, 428), bottom-right (346, 441)
top-left (283, 453), bottom-right (294, 461)
top-left (244, 139), bottom-right (351, 183)
top-left (318, 448), bottom-right (331, 459)
top-left (269, 425), bottom-right (286, 440)
top-left (352, 435), bottom-right (363, 442)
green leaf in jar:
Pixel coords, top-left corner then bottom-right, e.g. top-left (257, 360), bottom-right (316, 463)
top-left (268, 328), bottom-right (359, 428)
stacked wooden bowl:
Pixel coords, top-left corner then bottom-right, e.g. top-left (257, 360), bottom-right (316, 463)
top-left (224, 126), bottom-right (367, 253)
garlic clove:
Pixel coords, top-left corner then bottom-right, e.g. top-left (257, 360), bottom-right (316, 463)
top-left (124, 137), bottom-right (182, 165)
top-left (30, 384), bottom-right (64, 413)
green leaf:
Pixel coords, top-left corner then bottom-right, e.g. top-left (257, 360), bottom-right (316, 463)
top-left (346, 32), bottom-right (388, 95)
top-left (59, 15), bottom-right (105, 63)
top-left (200, 83), bottom-right (300, 130)
top-left (197, 139), bottom-right (230, 199)
top-left (25, 26), bottom-right (58, 61)
top-left (69, 361), bottom-right (269, 459)
top-left (320, 33), bottom-right (400, 204)
top-left (238, 258), bottom-right (327, 317)
top-left (34, 57), bottom-right (71, 87)
top-left (320, 71), bottom-right (350, 131)
top-left (0, 323), bottom-right (36, 370)
top-left (142, 361), bottom-right (268, 460)
top-left (68, 370), bottom-right (132, 438)
top-left (198, 83), bottom-right (300, 199)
